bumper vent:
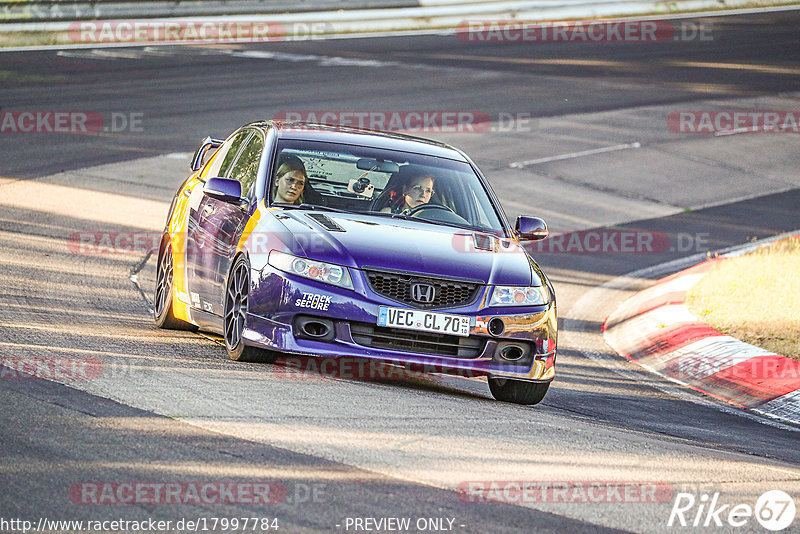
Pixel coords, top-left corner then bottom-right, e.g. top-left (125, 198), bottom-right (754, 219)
top-left (350, 323), bottom-right (485, 358)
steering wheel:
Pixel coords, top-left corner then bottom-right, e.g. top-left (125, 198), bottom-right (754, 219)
top-left (406, 204), bottom-right (456, 217)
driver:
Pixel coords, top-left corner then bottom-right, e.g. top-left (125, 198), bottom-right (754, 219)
top-left (273, 155), bottom-right (307, 205)
top-left (380, 167), bottom-right (435, 215)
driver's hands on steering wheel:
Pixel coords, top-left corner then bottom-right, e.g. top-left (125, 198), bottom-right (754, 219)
top-left (405, 203), bottom-right (457, 217)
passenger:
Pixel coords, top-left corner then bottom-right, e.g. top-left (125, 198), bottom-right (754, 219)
top-left (380, 167), bottom-right (435, 214)
top-left (273, 155), bottom-right (307, 205)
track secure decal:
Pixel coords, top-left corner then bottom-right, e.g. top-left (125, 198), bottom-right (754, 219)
top-left (295, 292), bottom-right (331, 311)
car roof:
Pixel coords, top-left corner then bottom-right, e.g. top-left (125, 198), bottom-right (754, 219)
top-left (247, 121), bottom-right (471, 162)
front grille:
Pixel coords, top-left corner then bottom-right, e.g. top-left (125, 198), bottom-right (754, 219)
top-left (365, 270), bottom-right (480, 309)
top-left (350, 323), bottom-right (485, 358)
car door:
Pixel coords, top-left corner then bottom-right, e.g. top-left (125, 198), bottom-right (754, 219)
top-left (185, 130), bottom-right (250, 313)
top-left (198, 129), bottom-right (265, 315)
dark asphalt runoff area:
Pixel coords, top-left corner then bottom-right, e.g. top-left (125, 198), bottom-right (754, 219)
top-left (1, 375), bottom-right (609, 533)
top-left (1, 8), bottom-right (799, 534)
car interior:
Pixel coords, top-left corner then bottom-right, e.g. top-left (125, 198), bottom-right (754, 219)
top-left (268, 146), bottom-right (503, 233)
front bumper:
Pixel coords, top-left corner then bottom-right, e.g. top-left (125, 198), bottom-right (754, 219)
top-left (245, 267), bottom-right (557, 382)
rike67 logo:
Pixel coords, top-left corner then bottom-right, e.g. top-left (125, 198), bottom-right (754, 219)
top-left (668, 490), bottom-right (796, 531)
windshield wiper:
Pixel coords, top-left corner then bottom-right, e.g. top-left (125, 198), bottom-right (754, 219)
top-left (368, 211), bottom-right (488, 232)
top-left (366, 211), bottom-right (411, 220)
top-left (277, 203), bottom-right (353, 214)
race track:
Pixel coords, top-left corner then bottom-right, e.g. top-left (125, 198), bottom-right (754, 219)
top-left (1, 9), bottom-right (800, 533)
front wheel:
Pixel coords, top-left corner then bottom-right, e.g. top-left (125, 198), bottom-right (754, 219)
top-left (488, 377), bottom-right (550, 405)
top-left (223, 255), bottom-right (277, 363)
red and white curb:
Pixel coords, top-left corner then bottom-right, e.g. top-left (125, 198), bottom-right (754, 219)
top-left (602, 238), bottom-right (800, 425)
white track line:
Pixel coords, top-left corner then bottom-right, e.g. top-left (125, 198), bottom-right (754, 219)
top-left (509, 142), bottom-right (640, 168)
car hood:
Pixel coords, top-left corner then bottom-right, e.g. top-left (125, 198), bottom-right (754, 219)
top-left (266, 210), bottom-right (537, 286)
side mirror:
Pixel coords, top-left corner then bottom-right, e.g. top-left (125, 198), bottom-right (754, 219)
top-left (203, 177), bottom-right (244, 205)
top-left (516, 216), bottom-right (549, 241)
top-left (191, 136), bottom-right (224, 171)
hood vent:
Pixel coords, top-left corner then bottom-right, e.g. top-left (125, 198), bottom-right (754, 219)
top-left (306, 213), bottom-right (345, 232)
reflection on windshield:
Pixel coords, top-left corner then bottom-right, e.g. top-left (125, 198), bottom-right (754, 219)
top-left (269, 139), bottom-right (505, 233)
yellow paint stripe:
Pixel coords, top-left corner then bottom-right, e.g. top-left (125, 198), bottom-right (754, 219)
top-left (666, 60), bottom-right (800, 75)
top-left (237, 199), bottom-right (265, 251)
top-left (398, 52), bottom-right (623, 68)
top-left (170, 232), bottom-right (192, 322)
top-left (168, 175), bottom-right (202, 323)
top-left (401, 53), bottom-right (800, 75)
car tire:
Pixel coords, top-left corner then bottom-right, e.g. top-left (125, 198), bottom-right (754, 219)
top-left (223, 255), bottom-right (278, 363)
top-left (154, 240), bottom-right (196, 331)
top-left (488, 377), bottom-right (550, 405)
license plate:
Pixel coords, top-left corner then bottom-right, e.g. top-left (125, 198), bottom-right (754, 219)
top-left (377, 306), bottom-right (471, 337)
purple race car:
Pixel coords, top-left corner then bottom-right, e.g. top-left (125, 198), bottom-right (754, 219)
top-left (155, 122), bottom-right (556, 404)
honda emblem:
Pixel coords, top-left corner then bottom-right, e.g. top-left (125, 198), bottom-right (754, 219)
top-left (410, 283), bottom-right (436, 304)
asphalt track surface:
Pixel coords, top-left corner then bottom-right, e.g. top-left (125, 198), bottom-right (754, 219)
top-left (1, 9), bottom-right (800, 534)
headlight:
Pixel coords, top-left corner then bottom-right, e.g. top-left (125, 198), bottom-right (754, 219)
top-left (489, 285), bottom-right (548, 306)
top-left (268, 251), bottom-right (353, 289)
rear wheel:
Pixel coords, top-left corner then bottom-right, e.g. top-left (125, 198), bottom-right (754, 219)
top-left (223, 255), bottom-right (277, 363)
top-left (154, 240), bottom-right (195, 330)
top-left (488, 377), bottom-right (550, 405)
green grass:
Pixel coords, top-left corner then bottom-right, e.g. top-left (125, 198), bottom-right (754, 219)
top-left (0, 70), bottom-right (68, 84)
top-left (687, 236), bottom-right (800, 361)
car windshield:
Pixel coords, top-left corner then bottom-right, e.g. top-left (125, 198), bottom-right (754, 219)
top-left (269, 139), bottom-right (506, 233)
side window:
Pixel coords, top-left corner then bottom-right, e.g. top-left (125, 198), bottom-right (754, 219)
top-left (202, 131), bottom-right (250, 179)
top-left (470, 190), bottom-right (491, 227)
top-left (227, 132), bottom-right (264, 197)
